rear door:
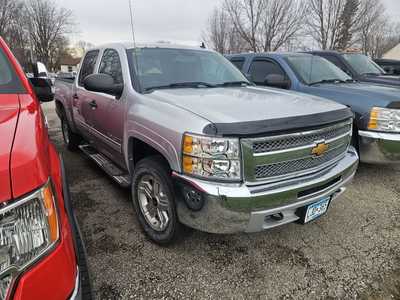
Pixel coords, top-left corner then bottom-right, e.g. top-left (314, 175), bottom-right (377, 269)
top-left (90, 48), bottom-right (126, 167)
top-left (73, 50), bottom-right (100, 139)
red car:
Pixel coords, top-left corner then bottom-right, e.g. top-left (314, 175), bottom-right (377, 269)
top-left (0, 38), bottom-right (91, 299)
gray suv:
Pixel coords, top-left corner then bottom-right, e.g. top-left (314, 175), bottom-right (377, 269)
top-left (55, 43), bottom-right (358, 244)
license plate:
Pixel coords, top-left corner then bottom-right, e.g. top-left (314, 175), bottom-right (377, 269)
top-left (304, 197), bottom-right (331, 223)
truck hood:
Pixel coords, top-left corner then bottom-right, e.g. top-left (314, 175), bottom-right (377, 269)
top-left (146, 86), bottom-right (345, 124)
top-left (8, 95), bottom-right (50, 200)
top-left (305, 82), bottom-right (400, 108)
top-left (0, 95), bottom-right (20, 202)
top-left (362, 74), bottom-right (400, 87)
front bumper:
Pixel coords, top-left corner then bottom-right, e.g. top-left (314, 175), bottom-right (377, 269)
top-left (359, 130), bottom-right (400, 164)
top-left (69, 268), bottom-right (82, 300)
top-left (175, 147), bottom-right (359, 234)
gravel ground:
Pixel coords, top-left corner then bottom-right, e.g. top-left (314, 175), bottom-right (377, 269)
top-left (43, 103), bottom-right (400, 300)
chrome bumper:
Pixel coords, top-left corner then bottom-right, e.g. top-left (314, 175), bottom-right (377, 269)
top-left (359, 130), bottom-right (400, 164)
top-left (175, 147), bottom-right (359, 234)
top-left (69, 268), bottom-right (82, 300)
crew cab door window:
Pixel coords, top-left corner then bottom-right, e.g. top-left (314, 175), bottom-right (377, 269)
top-left (99, 49), bottom-right (123, 84)
top-left (78, 50), bottom-right (99, 86)
top-left (249, 59), bottom-right (287, 85)
top-left (230, 58), bottom-right (245, 71)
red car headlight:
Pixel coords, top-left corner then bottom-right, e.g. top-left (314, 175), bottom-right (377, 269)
top-left (0, 180), bottom-right (59, 299)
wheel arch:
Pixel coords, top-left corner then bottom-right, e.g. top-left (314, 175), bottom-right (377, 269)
top-left (127, 136), bottom-right (180, 175)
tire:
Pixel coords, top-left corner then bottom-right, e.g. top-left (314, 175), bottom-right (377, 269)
top-left (61, 112), bottom-right (81, 151)
top-left (131, 156), bottom-right (182, 245)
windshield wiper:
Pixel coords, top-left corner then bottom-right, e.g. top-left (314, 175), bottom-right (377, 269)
top-left (309, 79), bottom-right (346, 86)
top-left (215, 81), bottom-right (252, 87)
top-left (144, 82), bottom-right (216, 92)
top-left (362, 72), bottom-right (382, 76)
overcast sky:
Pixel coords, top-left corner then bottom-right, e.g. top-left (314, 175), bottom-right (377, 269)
top-left (56, 0), bottom-right (400, 47)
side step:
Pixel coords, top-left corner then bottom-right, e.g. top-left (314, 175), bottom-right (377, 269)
top-left (79, 144), bottom-right (131, 188)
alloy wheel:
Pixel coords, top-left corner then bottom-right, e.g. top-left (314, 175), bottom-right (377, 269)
top-left (137, 174), bottom-right (171, 232)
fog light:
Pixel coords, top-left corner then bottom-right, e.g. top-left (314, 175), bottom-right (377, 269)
top-left (0, 275), bottom-right (12, 299)
top-left (182, 186), bottom-right (204, 211)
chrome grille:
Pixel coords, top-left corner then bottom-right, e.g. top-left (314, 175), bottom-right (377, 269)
top-left (254, 144), bottom-right (348, 179)
top-left (241, 119), bottom-right (353, 183)
top-left (253, 123), bottom-right (352, 153)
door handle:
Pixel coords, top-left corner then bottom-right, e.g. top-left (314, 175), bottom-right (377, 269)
top-left (89, 100), bottom-right (98, 109)
top-left (72, 94), bottom-right (79, 107)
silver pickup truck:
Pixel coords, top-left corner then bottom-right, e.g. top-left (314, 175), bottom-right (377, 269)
top-left (55, 43), bottom-right (359, 244)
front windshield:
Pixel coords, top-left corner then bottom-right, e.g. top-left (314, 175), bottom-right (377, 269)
top-left (342, 53), bottom-right (384, 76)
top-left (0, 48), bottom-right (23, 93)
top-left (126, 48), bottom-right (249, 91)
top-left (284, 55), bottom-right (352, 85)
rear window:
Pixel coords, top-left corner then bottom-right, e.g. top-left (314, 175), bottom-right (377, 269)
top-left (0, 48), bottom-right (24, 94)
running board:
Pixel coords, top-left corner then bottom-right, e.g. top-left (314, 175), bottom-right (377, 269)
top-left (79, 144), bottom-right (131, 188)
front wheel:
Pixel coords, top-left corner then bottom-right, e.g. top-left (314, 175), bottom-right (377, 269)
top-left (131, 156), bottom-right (182, 245)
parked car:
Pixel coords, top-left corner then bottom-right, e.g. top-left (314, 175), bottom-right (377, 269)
top-left (57, 71), bottom-right (76, 82)
top-left (307, 50), bottom-right (400, 87)
top-left (55, 43), bottom-right (358, 245)
top-left (374, 58), bottom-right (400, 76)
top-left (0, 37), bottom-right (91, 299)
top-left (226, 52), bottom-right (400, 164)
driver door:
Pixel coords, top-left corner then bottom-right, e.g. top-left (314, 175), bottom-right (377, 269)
top-left (248, 58), bottom-right (290, 89)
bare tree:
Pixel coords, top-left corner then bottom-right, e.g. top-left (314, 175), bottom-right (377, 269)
top-left (335, 0), bottom-right (359, 50)
top-left (260, 0), bottom-right (306, 51)
top-left (0, 0), bottom-right (16, 36)
top-left (0, 0), bottom-right (31, 66)
top-left (219, 0), bottom-right (306, 52)
top-left (224, 0), bottom-right (265, 52)
top-left (355, 0), bottom-right (387, 57)
top-left (203, 7), bottom-right (248, 54)
top-left (306, 0), bottom-right (346, 49)
top-left (25, 0), bottom-right (74, 70)
top-left (203, 8), bottom-right (231, 54)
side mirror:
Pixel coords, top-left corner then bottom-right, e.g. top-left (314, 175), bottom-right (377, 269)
top-left (264, 74), bottom-right (290, 89)
top-left (83, 73), bottom-right (123, 97)
top-left (383, 67), bottom-right (394, 75)
top-left (29, 77), bottom-right (54, 102)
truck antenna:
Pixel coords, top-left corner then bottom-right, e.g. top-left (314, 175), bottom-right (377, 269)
top-left (128, 0), bottom-right (140, 73)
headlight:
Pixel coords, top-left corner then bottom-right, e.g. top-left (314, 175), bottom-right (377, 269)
top-left (0, 180), bottom-right (59, 299)
top-left (182, 133), bottom-right (241, 181)
top-left (368, 107), bottom-right (400, 132)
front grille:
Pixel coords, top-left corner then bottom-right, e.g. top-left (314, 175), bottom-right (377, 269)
top-left (241, 119), bottom-right (353, 183)
top-left (254, 144), bottom-right (348, 179)
top-left (253, 123), bottom-right (352, 154)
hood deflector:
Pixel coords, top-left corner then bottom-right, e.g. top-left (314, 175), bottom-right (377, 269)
top-left (203, 107), bottom-right (354, 137)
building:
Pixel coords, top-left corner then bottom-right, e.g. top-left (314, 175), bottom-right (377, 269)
top-left (383, 44), bottom-right (400, 60)
top-left (59, 56), bottom-right (81, 73)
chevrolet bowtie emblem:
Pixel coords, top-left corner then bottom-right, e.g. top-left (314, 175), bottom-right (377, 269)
top-left (312, 142), bottom-right (329, 157)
